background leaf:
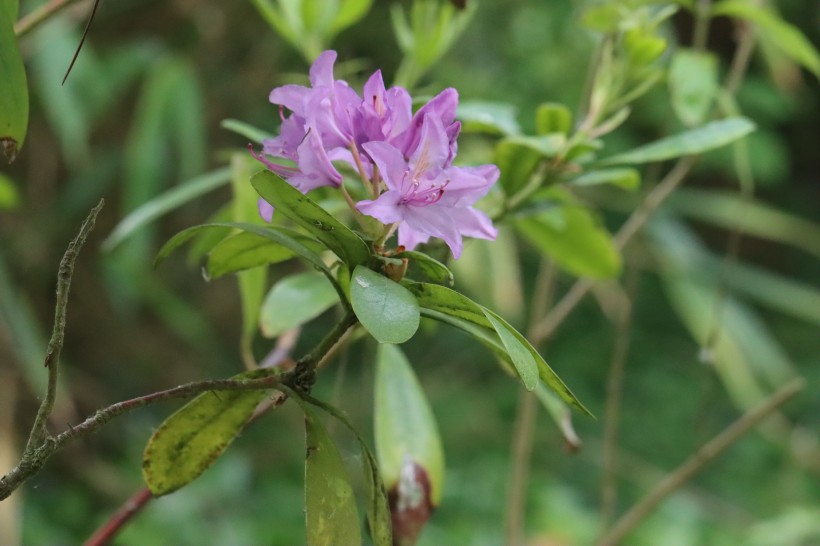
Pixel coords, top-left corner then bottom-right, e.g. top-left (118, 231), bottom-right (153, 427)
top-left (601, 117), bottom-right (755, 164)
top-left (260, 272), bottom-right (340, 338)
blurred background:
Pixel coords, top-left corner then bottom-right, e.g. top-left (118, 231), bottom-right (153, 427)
top-left (1, 0), bottom-right (818, 544)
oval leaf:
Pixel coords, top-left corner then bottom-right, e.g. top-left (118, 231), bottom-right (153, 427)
top-left (350, 266), bottom-right (420, 344)
top-left (601, 117), bottom-right (756, 165)
top-left (251, 170), bottom-right (370, 267)
top-left (142, 369), bottom-right (275, 496)
top-left (261, 272), bottom-right (340, 338)
top-left (375, 344), bottom-right (445, 506)
top-left (0, 0), bottom-right (29, 161)
top-left (304, 405), bottom-right (362, 546)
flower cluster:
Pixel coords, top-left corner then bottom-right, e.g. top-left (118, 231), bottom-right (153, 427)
top-left (253, 50), bottom-right (498, 259)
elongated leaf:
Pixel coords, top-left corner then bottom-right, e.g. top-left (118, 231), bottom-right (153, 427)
top-left (601, 117), bottom-right (755, 165)
top-left (142, 369), bottom-right (276, 496)
top-left (103, 167), bottom-right (231, 251)
top-left (331, 0), bottom-right (374, 34)
top-left (395, 250), bottom-right (454, 286)
top-left (155, 222), bottom-right (347, 303)
top-left (406, 282), bottom-right (590, 414)
top-left (290, 391), bottom-right (392, 546)
top-left (375, 344), bottom-right (445, 505)
top-left (206, 229), bottom-right (323, 278)
top-left (404, 282), bottom-right (491, 328)
top-left (482, 309), bottom-right (538, 391)
top-left (351, 266), bottom-right (420, 344)
top-left (668, 188), bottom-right (820, 258)
top-left (261, 272), bottom-right (340, 338)
top-left (534, 383), bottom-right (582, 450)
top-left (221, 118), bottom-right (274, 144)
top-left (516, 205), bottom-right (622, 278)
top-left (0, 0), bottom-right (28, 161)
top-left (457, 100), bottom-right (521, 135)
top-left (712, 1), bottom-right (820, 78)
top-left (304, 405), bottom-right (362, 546)
top-left (668, 49), bottom-right (719, 127)
top-left (251, 170), bottom-right (370, 267)
top-left (570, 168), bottom-right (640, 190)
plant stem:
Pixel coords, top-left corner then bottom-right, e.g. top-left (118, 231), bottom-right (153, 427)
top-left (599, 269), bottom-right (639, 532)
top-left (290, 311), bottom-right (357, 391)
top-left (692, 0), bottom-right (713, 51)
top-left (14, 0), bottom-right (82, 36)
top-left (504, 259), bottom-right (557, 546)
top-left (83, 487), bottom-right (152, 546)
top-left (0, 374), bottom-right (283, 501)
top-left (530, 155), bottom-right (697, 345)
top-left (26, 199), bottom-right (103, 452)
top-left (597, 377), bottom-right (806, 546)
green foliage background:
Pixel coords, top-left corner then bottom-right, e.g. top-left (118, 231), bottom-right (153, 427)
top-left (0, 0), bottom-right (818, 544)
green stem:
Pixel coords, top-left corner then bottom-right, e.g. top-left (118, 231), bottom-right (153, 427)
top-left (290, 311), bottom-right (358, 391)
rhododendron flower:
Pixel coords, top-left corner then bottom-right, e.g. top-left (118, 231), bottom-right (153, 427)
top-left (254, 50), bottom-right (499, 258)
top-left (356, 116), bottom-right (497, 258)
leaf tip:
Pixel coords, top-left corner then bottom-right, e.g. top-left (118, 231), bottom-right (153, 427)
top-left (1, 138), bottom-right (19, 163)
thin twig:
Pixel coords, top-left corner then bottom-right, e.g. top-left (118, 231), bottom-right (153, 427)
top-left (14, 0), bottom-right (82, 36)
top-left (26, 199), bottom-right (104, 452)
top-left (504, 259), bottom-right (558, 546)
top-left (599, 270), bottom-right (639, 531)
top-left (530, 156), bottom-right (697, 345)
top-left (83, 487), bottom-right (152, 546)
top-left (62, 0), bottom-right (101, 85)
top-left (598, 377), bottom-right (806, 546)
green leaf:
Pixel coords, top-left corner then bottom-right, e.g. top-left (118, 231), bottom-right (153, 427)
top-left (350, 266), bottom-right (420, 344)
top-left (103, 167), bottom-right (231, 252)
top-left (533, 383), bottom-right (582, 450)
top-left (290, 391), bottom-right (392, 546)
top-left (570, 168), bottom-right (640, 191)
top-left (142, 369), bottom-right (275, 496)
top-left (406, 282), bottom-right (590, 414)
top-left (712, 1), bottom-right (820, 78)
top-left (394, 250), bottom-right (454, 286)
top-left (260, 272), bottom-right (340, 338)
top-left (535, 102), bottom-right (572, 135)
top-left (304, 405), bottom-right (362, 546)
top-left (331, 0), bottom-right (374, 35)
top-left (220, 118), bottom-right (274, 144)
top-left (155, 222), bottom-right (347, 303)
top-left (206, 229), bottom-right (323, 278)
top-left (404, 282), bottom-right (491, 329)
top-left (482, 308), bottom-right (538, 391)
top-left (375, 344), bottom-right (445, 505)
top-left (669, 49), bottom-right (719, 127)
top-left (601, 117), bottom-right (756, 165)
top-left (251, 170), bottom-right (370, 267)
top-left (667, 188), bottom-right (820, 258)
top-left (0, 173), bottom-right (20, 209)
top-left (0, 0), bottom-right (29, 161)
top-left (516, 205), bottom-right (622, 278)
top-left (495, 134), bottom-right (566, 195)
top-left (457, 100), bottom-right (521, 136)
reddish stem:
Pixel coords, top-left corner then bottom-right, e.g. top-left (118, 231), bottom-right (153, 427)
top-left (83, 487), bottom-right (153, 546)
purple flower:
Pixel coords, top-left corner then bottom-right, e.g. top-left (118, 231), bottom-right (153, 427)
top-left (356, 115), bottom-right (498, 258)
top-left (254, 50), bottom-right (499, 258)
